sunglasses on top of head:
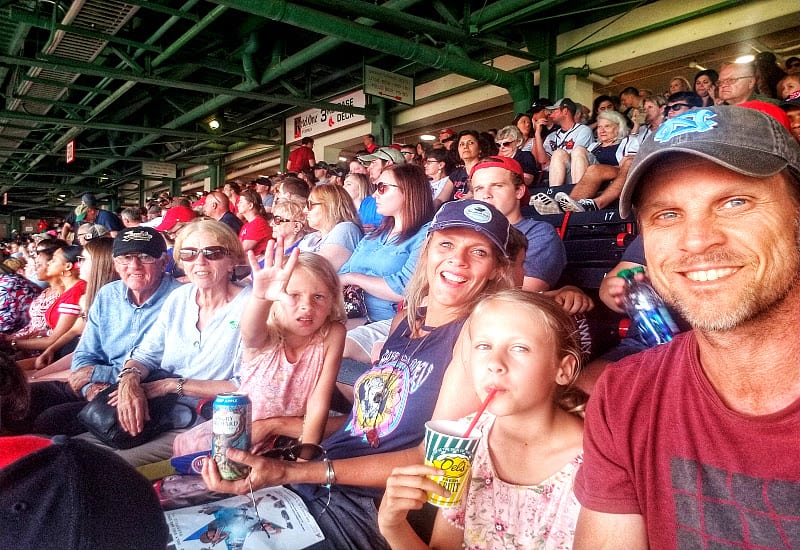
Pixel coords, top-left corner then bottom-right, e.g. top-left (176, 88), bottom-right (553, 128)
top-left (178, 246), bottom-right (230, 262)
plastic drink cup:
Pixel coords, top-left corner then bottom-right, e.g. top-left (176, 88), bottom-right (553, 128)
top-left (424, 420), bottom-right (481, 507)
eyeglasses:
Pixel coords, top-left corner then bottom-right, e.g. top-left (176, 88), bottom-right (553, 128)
top-left (717, 76), bottom-right (753, 86)
top-left (306, 201), bottom-right (322, 210)
top-left (495, 140), bottom-right (515, 148)
top-left (76, 255), bottom-right (86, 262)
top-left (376, 182), bottom-right (400, 194)
top-left (178, 246), bottom-right (230, 262)
top-left (77, 233), bottom-right (92, 241)
top-left (401, 151), bottom-right (415, 157)
top-left (114, 253), bottom-right (158, 265)
top-left (664, 103), bottom-right (691, 113)
top-left (271, 216), bottom-right (294, 225)
top-left (262, 440), bottom-right (325, 461)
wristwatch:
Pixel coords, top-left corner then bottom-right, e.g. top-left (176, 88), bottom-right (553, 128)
top-left (176, 378), bottom-right (186, 397)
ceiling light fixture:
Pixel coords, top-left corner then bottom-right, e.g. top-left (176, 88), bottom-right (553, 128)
top-left (420, 134), bottom-right (436, 141)
top-left (735, 54), bottom-right (755, 64)
top-left (208, 118), bottom-right (221, 130)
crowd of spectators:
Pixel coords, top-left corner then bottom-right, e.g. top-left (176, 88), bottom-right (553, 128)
top-left (1, 52), bottom-right (799, 549)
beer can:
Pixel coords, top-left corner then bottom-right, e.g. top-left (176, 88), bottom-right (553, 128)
top-left (212, 393), bottom-right (252, 480)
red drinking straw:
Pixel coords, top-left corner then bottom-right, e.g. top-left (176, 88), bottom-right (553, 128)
top-left (462, 389), bottom-right (497, 438)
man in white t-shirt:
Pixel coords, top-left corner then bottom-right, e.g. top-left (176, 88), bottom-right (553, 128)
top-left (533, 98), bottom-right (594, 186)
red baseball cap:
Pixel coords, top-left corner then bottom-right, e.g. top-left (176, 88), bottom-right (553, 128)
top-left (469, 155), bottom-right (524, 180)
top-left (155, 205), bottom-right (197, 231)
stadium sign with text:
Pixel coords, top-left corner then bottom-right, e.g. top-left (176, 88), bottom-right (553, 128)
top-left (364, 65), bottom-right (414, 106)
top-left (286, 90), bottom-right (366, 144)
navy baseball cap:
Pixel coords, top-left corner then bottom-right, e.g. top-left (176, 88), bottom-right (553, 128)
top-left (620, 106), bottom-right (800, 217)
top-left (428, 199), bottom-right (510, 257)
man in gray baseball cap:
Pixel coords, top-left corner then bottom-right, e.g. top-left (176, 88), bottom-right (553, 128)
top-left (357, 146), bottom-right (406, 184)
top-left (574, 106), bottom-right (800, 548)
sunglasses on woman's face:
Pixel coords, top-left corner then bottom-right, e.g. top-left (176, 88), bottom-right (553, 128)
top-left (262, 440), bottom-right (325, 461)
top-left (376, 182), bottom-right (400, 194)
top-left (271, 216), bottom-right (294, 225)
top-left (178, 246), bottom-right (230, 262)
top-left (495, 140), bottom-right (514, 148)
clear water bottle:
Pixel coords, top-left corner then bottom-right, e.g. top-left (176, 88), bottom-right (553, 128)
top-left (618, 266), bottom-right (679, 347)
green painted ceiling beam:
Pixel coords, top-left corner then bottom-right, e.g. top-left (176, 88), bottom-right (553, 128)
top-left (0, 147), bottom-right (206, 164)
top-left (124, 0), bottom-right (202, 21)
top-left (470, 0), bottom-right (567, 31)
top-left (212, 0), bottom-right (530, 110)
top-left (20, 75), bottom-right (113, 96)
top-left (8, 10), bottom-right (163, 53)
top-left (0, 54), bottom-right (368, 116)
top-left (0, 109), bottom-right (246, 140)
top-left (555, 0), bottom-right (744, 60)
top-left (301, 0), bottom-right (469, 40)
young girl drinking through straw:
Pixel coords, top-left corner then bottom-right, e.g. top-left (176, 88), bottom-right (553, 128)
top-left (173, 240), bottom-right (346, 456)
top-left (378, 289), bottom-right (586, 549)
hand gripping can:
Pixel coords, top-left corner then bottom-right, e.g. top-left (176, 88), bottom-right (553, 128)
top-left (212, 393), bottom-right (252, 480)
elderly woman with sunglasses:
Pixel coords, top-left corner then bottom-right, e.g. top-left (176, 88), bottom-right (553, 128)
top-left (269, 198), bottom-right (308, 254)
top-left (494, 125), bottom-right (538, 187)
top-left (112, 219), bottom-right (250, 458)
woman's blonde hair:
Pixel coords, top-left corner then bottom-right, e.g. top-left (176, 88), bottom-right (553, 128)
top-left (403, 231), bottom-right (514, 329)
top-left (173, 218), bottom-right (245, 266)
top-left (468, 289), bottom-right (587, 416)
top-left (343, 172), bottom-right (373, 203)
top-left (82, 238), bottom-right (120, 312)
top-left (308, 185), bottom-right (361, 232)
top-left (267, 252), bottom-right (346, 342)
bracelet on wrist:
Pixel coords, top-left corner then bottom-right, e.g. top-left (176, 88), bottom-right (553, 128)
top-left (176, 377), bottom-right (186, 397)
top-left (323, 458), bottom-right (336, 486)
top-left (117, 366), bottom-right (143, 382)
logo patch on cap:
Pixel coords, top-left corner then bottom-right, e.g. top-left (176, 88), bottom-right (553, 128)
top-left (655, 109), bottom-right (718, 143)
top-left (462, 203), bottom-right (493, 225)
top-left (121, 229), bottom-right (154, 242)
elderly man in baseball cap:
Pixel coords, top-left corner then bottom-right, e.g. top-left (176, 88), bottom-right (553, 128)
top-left (5, 226), bottom-right (182, 439)
top-left (574, 106), bottom-right (800, 548)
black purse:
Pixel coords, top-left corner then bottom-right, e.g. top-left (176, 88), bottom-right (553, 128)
top-left (77, 370), bottom-right (196, 450)
top-left (343, 284), bottom-right (368, 320)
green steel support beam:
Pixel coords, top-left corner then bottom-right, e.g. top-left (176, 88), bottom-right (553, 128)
top-left (470, 0), bottom-right (565, 31)
top-left (0, 54), bottom-right (369, 116)
top-left (555, 0), bottom-right (744, 60)
top-left (123, 0), bottom-right (201, 21)
top-left (74, 0), bottom-right (427, 185)
top-left (302, 0), bottom-right (469, 41)
top-left (20, 75), bottom-right (113, 96)
top-left (0, 109), bottom-right (244, 140)
top-left (212, 0), bottom-right (531, 112)
top-left (8, 10), bottom-right (163, 53)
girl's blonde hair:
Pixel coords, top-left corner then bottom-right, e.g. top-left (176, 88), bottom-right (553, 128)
top-left (468, 289), bottom-right (587, 416)
top-left (267, 252), bottom-right (346, 343)
top-left (403, 232), bottom-right (514, 329)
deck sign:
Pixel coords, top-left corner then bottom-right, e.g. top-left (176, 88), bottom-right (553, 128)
top-left (286, 90), bottom-right (367, 143)
top-left (66, 140), bottom-right (75, 164)
top-left (364, 65), bottom-right (414, 106)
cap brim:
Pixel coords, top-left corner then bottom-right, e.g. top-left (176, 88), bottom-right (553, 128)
top-left (620, 143), bottom-right (789, 218)
top-left (428, 221), bottom-right (508, 257)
